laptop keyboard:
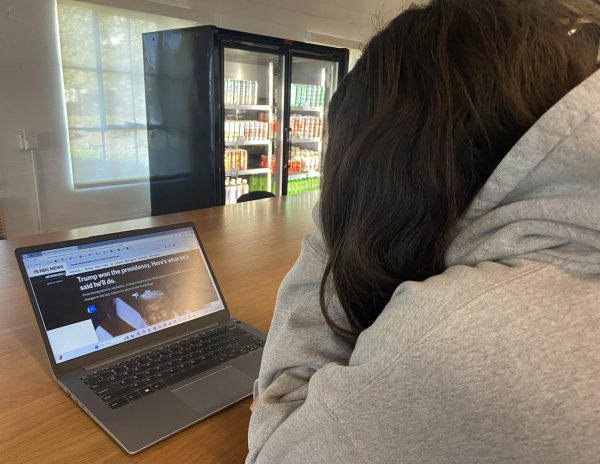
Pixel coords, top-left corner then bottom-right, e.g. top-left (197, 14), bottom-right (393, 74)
top-left (81, 323), bottom-right (264, 409)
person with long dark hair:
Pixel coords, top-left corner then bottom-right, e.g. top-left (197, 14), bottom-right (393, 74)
top-left (247, 0), bottom-right (600, 462)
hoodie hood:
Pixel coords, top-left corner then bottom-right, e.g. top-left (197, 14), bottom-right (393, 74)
top-left (446, 69), bottom-right (600, 274)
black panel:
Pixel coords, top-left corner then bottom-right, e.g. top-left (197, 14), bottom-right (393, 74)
top-left (144, 27), bottom-right (220, 215)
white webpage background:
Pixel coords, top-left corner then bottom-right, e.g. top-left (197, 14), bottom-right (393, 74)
top-left (47, 319), bottom-right (98, 357)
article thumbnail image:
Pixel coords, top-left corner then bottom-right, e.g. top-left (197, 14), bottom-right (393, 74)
top-left (80, 251), bottom-right (219, 341)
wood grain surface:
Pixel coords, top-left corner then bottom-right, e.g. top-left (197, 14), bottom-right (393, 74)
top-left (0, 192), bottom-right (318, 463)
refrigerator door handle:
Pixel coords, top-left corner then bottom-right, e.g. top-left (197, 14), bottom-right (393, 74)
top-left (283, 128), bottom-right (289, 168)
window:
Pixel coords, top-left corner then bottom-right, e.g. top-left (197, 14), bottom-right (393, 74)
top-left (57, 1), bottom-right (195, 188)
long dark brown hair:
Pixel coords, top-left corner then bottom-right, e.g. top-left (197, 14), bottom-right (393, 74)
top-left (319, 0), bottom-right (598, 338)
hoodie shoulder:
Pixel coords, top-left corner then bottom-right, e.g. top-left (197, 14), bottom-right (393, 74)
top-left (311, 260), bottom-right (600, 463)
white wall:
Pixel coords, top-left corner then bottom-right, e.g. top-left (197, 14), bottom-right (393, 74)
top-left (0, 0), bottom-right (410, 238)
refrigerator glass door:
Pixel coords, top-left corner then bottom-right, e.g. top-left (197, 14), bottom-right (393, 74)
top-left (287, 56), bottom-right (339, 196)
top-left (223, 48), bottom-right (285, 204)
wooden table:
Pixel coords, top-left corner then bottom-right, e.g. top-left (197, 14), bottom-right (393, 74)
top-left (0, 192), bottom-right (318, 463)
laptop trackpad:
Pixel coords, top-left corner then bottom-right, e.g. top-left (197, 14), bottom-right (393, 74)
top-left (172, 366), bottom-right (254, 412)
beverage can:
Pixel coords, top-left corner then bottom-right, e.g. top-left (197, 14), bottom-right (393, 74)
top-left (245, 81), bottom-right (250, 105)
top-left (234, 80), bottom-right (240, 105)
top-left (240, 81), bottom-right (246, 106)
top-left (225, 78), bottom-right (230, 104)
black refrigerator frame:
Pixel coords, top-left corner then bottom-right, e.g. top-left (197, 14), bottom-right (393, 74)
top-left (144, 25), bottom-right (348, 216)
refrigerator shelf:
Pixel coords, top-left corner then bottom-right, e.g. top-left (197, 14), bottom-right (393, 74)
top-left (227, 167), bottom-right (271, 176)
top-left (290, 137), bottom-right (321, 143)
top-left (290, 106), bottom-right (323, 112)
top-left (225, 104), bottom-right (272, 111)
top-left (288, 171), bottom-right (321, 180)
top-left (225, 140), bottom-right (270, 146)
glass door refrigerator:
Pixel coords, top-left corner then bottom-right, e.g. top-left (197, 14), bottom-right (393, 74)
top-left (285, 55), bottom-right (340, 196)
top-left (143, 26), bottom-right (348, 215)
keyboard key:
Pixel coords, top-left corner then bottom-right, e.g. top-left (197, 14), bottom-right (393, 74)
top-left (89, 379), bottom-right (111, 391)
top-left (237, 334), bottom-right (255, 344)
top-left (151, 381), bottom-right (166, 391)
top-left (96, 384), bottom-right (119, 396)
top-left (82, 376), bottom-right (98, 385)
top-left (140, 386), bottom-right (154, 396)
top-left (108, 397), bottom-right (129, 409)
top-left (125, 391), bottom-right (142, 402)
top-left (101, 386), bottom-right (134, 402)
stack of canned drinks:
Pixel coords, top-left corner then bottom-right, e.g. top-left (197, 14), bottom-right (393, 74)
top-left (290, 83), bottom-right (325, 107)
top-left (248, 174), bottom-right (274, 193)
top-left (289, 146), bottom-right (320, 173)
top-left (225, 79), bottom-right (258, 106)
top-left (224, 120), bottom-right (269, 142)
top-left (224, 149), bottom-right (248, 172)
top-left (289, 115), bottom-right (323, 139)
top-left (288, 176), bottom-right (320, 195)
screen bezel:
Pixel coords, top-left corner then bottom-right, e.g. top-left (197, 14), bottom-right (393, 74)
top-left (14, 222), bottom-right (231, 376)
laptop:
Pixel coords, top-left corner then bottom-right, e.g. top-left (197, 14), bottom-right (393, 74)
top-left (14, 222), bottom-right (266, 454)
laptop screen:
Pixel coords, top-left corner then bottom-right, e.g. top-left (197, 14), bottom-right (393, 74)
top-left (19, 226), bottom-right (225, 364)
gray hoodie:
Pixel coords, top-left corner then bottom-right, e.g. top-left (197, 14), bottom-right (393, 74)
top-left (247, 70), bottom-right (600, 464)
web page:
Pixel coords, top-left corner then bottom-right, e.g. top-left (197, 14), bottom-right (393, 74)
top-left (21, 227), bottom-right (225, 364)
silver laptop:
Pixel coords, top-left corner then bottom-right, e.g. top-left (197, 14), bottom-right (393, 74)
top-left (14, 222), bottom-right (265, 454)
